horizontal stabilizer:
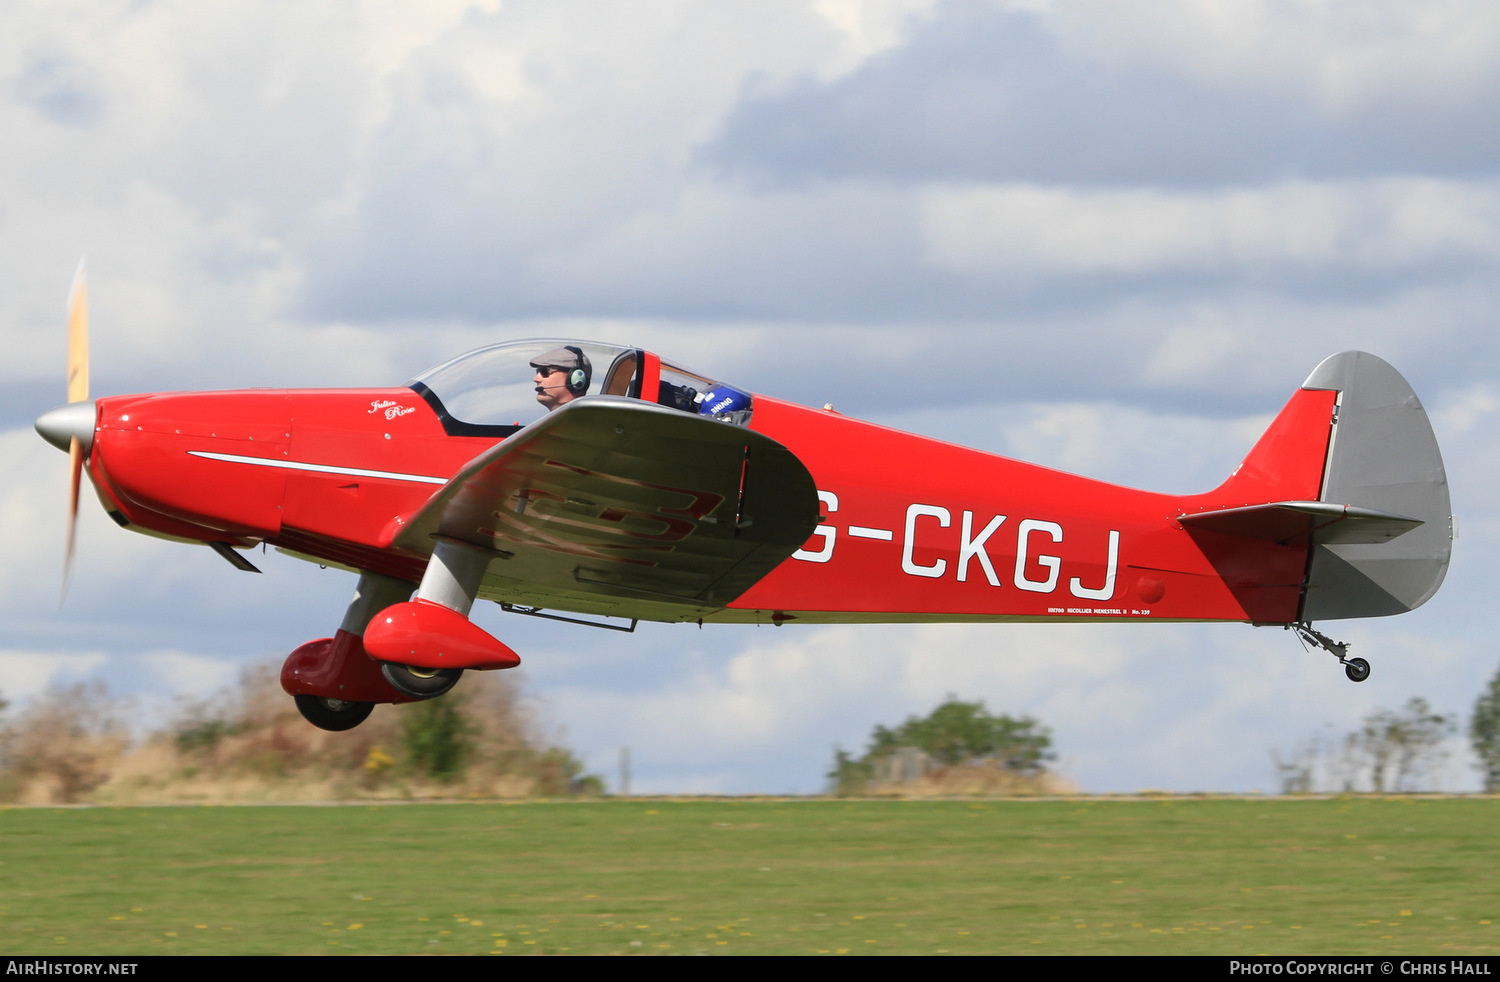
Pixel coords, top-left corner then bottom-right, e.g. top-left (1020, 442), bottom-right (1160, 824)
top-left (1178, 501), bottom-right (1422, 545)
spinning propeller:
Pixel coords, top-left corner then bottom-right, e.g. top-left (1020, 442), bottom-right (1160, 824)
top-left (34, 260), bottom-right (97, 598)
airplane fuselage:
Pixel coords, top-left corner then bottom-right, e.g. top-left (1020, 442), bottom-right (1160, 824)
top-left (86, 382), bottom-right (1336, 627)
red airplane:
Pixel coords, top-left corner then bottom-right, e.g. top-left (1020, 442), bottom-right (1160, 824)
top-left (36, 270), bottom-right (1453, 731)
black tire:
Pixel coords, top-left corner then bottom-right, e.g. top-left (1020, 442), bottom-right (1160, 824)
top-left (1344, 657), bottom-right (1371, 683)
top-left (381, 663), bottom-right (464, 699)
top-left (294, 694), bottom-right (375, 731)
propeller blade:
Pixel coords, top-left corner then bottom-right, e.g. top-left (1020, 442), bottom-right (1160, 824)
top-left (61, 258), bottom-right (89, 601)
top-left (67, 260), bottom-right (89, 404)
top-left (64, 437), bottom-right (83, 598)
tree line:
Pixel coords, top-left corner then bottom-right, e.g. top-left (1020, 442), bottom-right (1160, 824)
top-left (7, 658), bottom-right (1500, 801)
top-left (1274, 661), bottom-right (1500, 794)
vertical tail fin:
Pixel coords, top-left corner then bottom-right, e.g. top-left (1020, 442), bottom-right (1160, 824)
top-left (1210, 384), bottom-right (1338, 508)
top-left (1299, 351), bottom-right (1452, 619)
top-left (1180, 351), bottom-right (1452, 621)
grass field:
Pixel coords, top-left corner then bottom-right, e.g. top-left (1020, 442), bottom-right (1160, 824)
top-left (2, 796), bottom-right (1497, 955)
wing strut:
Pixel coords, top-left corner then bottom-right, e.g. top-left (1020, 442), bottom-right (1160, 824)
top-left (500, 603), bottom-right (638, 633)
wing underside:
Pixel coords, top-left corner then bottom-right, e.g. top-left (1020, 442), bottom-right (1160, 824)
top-left (391, 397), bottom-right (820, 621)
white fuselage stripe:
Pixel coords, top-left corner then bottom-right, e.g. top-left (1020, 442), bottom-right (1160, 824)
top-left (187, 450), bottom-right (449, 485)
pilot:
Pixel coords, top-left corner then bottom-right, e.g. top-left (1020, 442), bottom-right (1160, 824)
top-left (530, 345), bottom-right (592, 411)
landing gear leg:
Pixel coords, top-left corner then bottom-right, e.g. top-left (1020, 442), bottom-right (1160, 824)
top-left (375, 538), bottom-right (488, 699)
top-left (1291, 622), bottom-right (1370, 682)
top-left (280, 571), bottom-right (419, 727)
top-left (414, 537), bottom-right (488, 617)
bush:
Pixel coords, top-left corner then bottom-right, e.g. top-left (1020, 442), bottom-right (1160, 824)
top-left (829, 695), bottom-right (1055, 796)
top-left (0, 682), bottom-right (128, 804)
top-left (0, 662), bottom-right (602, 804)
top-left (400, 694), bottom-right (474, 782)
top-left (151, 661), bottom-right (600, 799)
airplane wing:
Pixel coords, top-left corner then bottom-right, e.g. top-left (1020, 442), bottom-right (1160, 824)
top-left (388, 396), bottom-right (820, 621)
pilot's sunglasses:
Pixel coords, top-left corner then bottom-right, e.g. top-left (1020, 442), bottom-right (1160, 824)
top-left (534, 366), bottom-right (568, 376)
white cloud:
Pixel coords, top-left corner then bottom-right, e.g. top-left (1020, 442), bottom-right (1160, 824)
top-left (920, 179), bottom-right (1500, 279)
top-left (0, 650), bottom-right (110, 703)
top-left (1050, 1), bottom-right (1500, 114)
top-left (810, 0), bottom-right (941, 77)
top-left (137, 650), bottom-right (243, 698)
top-left (1432, 382), bottom-right (1500, 437)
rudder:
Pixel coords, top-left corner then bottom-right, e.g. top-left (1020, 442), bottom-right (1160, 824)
top-left (1299, 351), bottom-right (1452, 619)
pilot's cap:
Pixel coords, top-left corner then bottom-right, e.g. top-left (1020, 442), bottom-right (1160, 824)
top-left (529, 346), bottom-right (592, 374)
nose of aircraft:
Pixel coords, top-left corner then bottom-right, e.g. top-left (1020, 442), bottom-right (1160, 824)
top-left (35, 401), bottom-right (97, 453)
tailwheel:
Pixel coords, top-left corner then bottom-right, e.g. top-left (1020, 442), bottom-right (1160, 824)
top-left (380, 662), bottom-right (464, 700)
top-left (1291, 623), bottom-right (1370, 683)
top-left (294, 694), bottom-right (375, 731)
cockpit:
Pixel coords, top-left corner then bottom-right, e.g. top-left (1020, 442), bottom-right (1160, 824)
top-left (407, 339), bottom-right (753, 438)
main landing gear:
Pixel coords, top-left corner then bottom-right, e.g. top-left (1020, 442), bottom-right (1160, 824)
top-left (381, 663), bottom-right (463, 699)
top-left (363, 540), bottom-right (518, 698)
top-left (281, 545), bottom-right (520, 731)
top-left (293, 694), bottom-right (375, 731)
top-left (1291, 622), bottom-right (1370, 682)
top-left (282, 572), bottom-right (419, 730)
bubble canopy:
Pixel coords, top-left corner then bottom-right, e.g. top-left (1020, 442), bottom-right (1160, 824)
top-left (407, 339), bottom-right (751, 437)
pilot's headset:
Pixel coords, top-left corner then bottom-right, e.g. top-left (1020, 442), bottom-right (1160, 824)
top-left (562, 345), bottom-right (591, 396)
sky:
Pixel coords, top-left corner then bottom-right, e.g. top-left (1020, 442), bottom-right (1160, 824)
top-left (3, 0), bottom-right (1498, 794)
